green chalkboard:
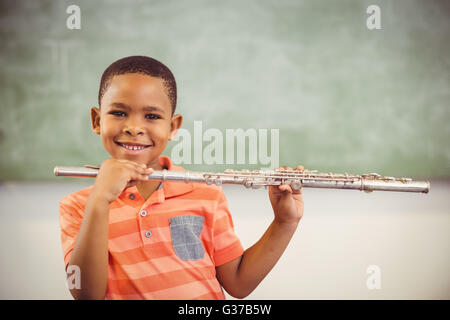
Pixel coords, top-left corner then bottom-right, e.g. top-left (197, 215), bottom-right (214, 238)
top-left (0, 0), bottom-right (449, 181)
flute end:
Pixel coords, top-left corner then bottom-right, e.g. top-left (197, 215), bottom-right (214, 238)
top-left (424, 181), bottom-right (430, 194)
top-left (53, 166), bottom-right (59, 176)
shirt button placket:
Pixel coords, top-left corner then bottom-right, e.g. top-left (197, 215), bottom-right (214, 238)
top-left (140, 209), bottom-right (152, 240)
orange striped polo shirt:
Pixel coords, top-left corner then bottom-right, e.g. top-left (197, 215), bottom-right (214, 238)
top-left (59, 156), bottom-right (244, 300)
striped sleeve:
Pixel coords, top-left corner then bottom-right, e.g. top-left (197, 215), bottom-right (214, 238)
top-left (212, 190), bottom-right (244, 266)
top-left (59, 197), bottom-right (84, 270)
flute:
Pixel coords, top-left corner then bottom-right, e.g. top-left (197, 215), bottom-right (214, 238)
top-left (53, 166), bottom-right (430, 194)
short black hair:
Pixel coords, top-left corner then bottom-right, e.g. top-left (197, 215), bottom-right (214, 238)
top-left (98, 56), bottom-right (177, 114)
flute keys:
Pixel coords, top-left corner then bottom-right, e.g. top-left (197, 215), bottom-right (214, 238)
top-left (243, 179), bottom-right (263, 188)
top-left (291, 180), bottom-right (302, 190)
top-left (205, 176), bottom-right (222, 186)
top-left (362, 173), bottom-right (381, 179)
top-left (242, 180), bottom-right (263, 189)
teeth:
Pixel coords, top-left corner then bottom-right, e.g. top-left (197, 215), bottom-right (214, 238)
top-left (121, 144), bottom-right (147, 150)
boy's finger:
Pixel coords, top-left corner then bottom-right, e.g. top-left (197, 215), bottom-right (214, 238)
top-left (135, 165), bottom-right (153, 174)
top-left (143, 168), bottom-right (154, 178)
top-left (278, 184), bottom-right (292, 193)
top-left (134, 162), bottom-right (147, 170)
top-left (278, 166), bottom-right (293, 171)
top-left (138, 166), bottom-right (153, 173)
top-left (132, 173), bottom-right (151, 182)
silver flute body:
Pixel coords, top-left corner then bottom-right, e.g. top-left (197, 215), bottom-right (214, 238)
top-left (53, 166), bottom-right (430, 194)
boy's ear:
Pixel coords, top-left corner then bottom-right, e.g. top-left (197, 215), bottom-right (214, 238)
top-left (168, 114), bottom-right (183, 141)
top-left (91, 107), bottom-right (101, 135)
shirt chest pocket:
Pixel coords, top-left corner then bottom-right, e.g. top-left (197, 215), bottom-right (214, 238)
top-left (169, 215), bottom-right (205, 261)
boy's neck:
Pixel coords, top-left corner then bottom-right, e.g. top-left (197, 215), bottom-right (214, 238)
top-left (136, 181), bottom-right (161, 201)
top-left (136, 159), bottom-right (166, 200)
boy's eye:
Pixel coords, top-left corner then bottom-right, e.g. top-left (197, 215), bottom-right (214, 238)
top-left (108, 111), bottom-right (161, 119)
top-left (110, 111), bottom-right (126, 117)
top-left (146, 114), bottom-right (161, 120)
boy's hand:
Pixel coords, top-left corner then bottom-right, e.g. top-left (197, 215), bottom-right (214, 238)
top-left (91, 158), bottom-right (153, 204)
top-left (269, 165), bottom-right (304, 225)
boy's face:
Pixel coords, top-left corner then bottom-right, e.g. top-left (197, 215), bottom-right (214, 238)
top-left (91, 73), bottom-right (182, 167)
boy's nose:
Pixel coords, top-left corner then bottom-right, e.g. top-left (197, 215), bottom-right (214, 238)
top-left (123, 120), bottom-right (144, 136)
top-left (124, 127), bottom-right (144, 136)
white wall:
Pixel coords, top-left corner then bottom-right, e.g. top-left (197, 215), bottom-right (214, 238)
top-left (0, 181), bottom-right (448, 299)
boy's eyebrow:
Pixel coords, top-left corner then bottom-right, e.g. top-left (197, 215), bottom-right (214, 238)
top-left (109, 102), bottom-right (165, 113)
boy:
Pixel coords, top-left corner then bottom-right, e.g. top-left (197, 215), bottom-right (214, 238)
top-left (59, 56), bottom-right (304, 300)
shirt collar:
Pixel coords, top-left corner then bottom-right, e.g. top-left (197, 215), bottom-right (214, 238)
top-left (121, 155), bottom-right (194, 203)
top-left (158, 155), bottom-right (194, 199)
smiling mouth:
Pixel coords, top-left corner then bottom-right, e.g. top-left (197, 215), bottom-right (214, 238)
top-left (116, 142), bottom-right (152, 151)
